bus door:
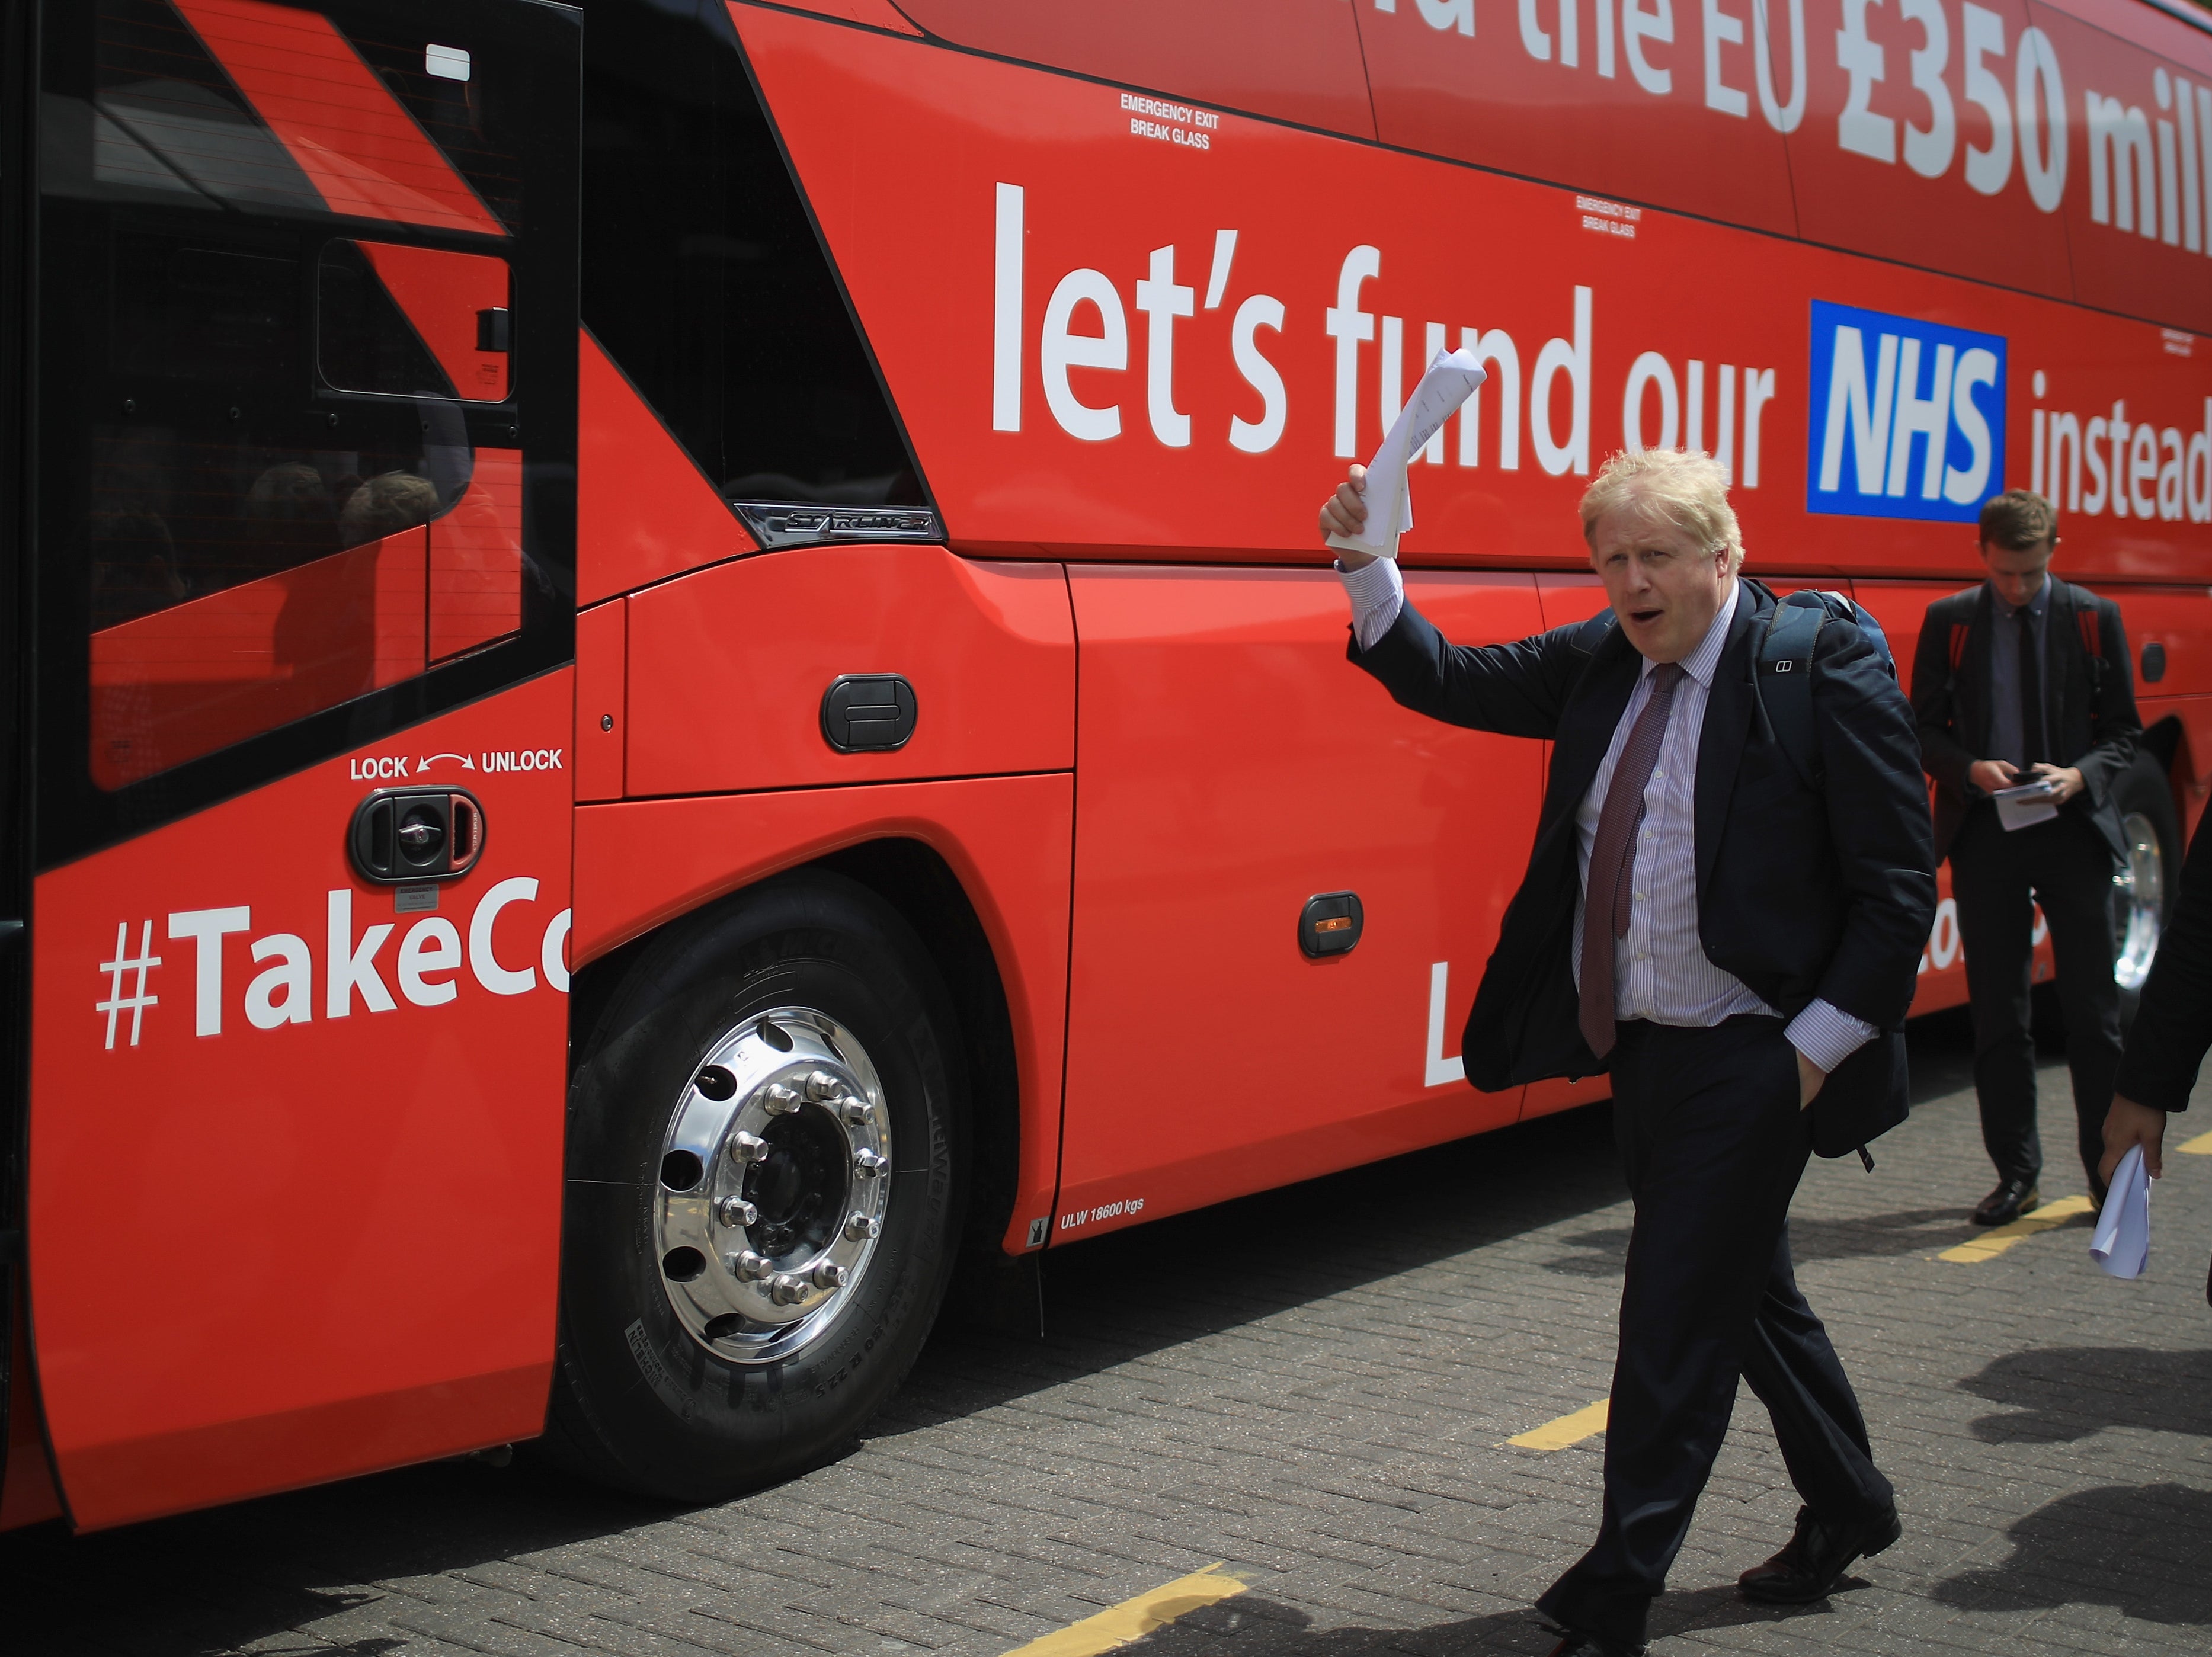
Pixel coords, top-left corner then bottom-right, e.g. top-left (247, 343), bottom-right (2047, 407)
top-left (19, 0), bottom-right (579, 1528)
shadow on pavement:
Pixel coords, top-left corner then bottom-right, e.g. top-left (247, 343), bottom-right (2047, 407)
top-left (1931, 1483), bottom-right (2212, 1626)
top-left (1542, 1206), bottom-right (1976, 1279)
top-left (1102, 1584), bottom-right (1854, 1654)
top-left (1958, 1347), bottom-right (2212, 1443)
top-left (0, 1454), bottom-right (673, 1656)
top-left (1903, 1005), bottom-right (1978, 1102)
top-left (880, 1101), bottom-right (1631, 1436)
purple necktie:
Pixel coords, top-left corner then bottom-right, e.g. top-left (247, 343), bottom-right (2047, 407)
top-left (1579, 661), bottom-right (1685, 1060)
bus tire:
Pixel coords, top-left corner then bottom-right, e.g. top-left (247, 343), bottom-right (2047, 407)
top-left (2111, 752), bottom-right (2182, 1030)
top-left (543, 870), bottom-right (967, 1501)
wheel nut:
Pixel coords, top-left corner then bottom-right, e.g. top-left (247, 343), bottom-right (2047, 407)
top-left (844, 1213), bottom-right (879, 1241)
top-left (728, 1131), bottom-right (770, 1165)
top-left (769, 1273), bottom-right (809, 1305)
top-left (853, 1149), bottom-right (887, 1179)
top-left (760, 1084), bottom-right (800, 1116)
top-left (728, 1250), bottom-right (772, 1280)
top-left (716, 1196), bottom-right (758, 1227)
top-left (837, 1097), bottom-right (870, 1124)
top-left (811, 1261), bottom-right (848, 1289)
top-left (804, 1069), bottom-right (841, 1101)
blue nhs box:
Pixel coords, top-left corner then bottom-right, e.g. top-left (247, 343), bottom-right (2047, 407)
top-left (1806, 300), bottom-right (2006, 524)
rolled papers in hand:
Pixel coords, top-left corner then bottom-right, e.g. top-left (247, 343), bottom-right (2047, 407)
top-left (2091, 1144), bottom-right (2150, 1280)
top-left (1324, 347), bottom-right (1489, 560)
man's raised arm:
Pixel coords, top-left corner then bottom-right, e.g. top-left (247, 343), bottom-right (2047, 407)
top-left (1321, 464), bottom-right (1582, 741)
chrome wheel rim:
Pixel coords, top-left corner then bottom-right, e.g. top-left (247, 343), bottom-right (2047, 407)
top-left (654, 1007), bottom-right (891, 1366)
top-left (2112, 810), bottom-right (2166, 992)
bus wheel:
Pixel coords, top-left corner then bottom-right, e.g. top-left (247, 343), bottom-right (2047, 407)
top-left (2112, 753), bottom-right (2181, 1028)
top-left (543, 871), bottom-right (966, 1500)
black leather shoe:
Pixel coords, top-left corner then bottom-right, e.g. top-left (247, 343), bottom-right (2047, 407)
top-left (1972, 1179), bottom-right (2040, 1226)
top-left (1542, 1626), bottom-right (1647, 1656)
top-left (1737, 1504), bottom-right (1902, 1604)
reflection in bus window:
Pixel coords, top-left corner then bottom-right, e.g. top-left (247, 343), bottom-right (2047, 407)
top-left (32, 0), bottom-right (568, 865)
top-left (320, 239), bottom-right (511, 403)
top-left (318, 239), bottom-right (454, 399)
top-left (88, 508), bottom-right (187, 625)
top-left (341, 471), bottom-right (442, 543)
top-left (75, 220), bottom-right (510, 784)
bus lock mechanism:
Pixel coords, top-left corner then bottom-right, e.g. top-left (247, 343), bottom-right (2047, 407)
top-left (820, 674), bottom-right (918, 753)
top-left (348, 788), bottom-right (487, 884)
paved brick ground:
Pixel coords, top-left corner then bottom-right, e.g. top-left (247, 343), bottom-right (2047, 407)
top-left (7, 1010), bottom-right (2210, 1655)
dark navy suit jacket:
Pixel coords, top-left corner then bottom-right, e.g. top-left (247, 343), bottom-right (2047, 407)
top-left (1350, 578), bottom-right (1938, 1156)
top-left (1909, 578), bottom-right (2140, 863)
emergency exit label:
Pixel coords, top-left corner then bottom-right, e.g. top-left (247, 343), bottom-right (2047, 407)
top-left (1119, 91), bottom-right (1217, 152)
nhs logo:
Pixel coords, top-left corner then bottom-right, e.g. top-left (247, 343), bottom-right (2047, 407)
top-left (1807, 301), bottom-right (2006, 524)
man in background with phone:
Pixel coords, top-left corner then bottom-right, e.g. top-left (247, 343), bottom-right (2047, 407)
top-left (1913, 490), bottom-right (2141, 1225)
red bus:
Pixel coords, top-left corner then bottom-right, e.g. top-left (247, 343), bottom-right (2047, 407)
top-left (2, 0), bottom-right (2207, 1531)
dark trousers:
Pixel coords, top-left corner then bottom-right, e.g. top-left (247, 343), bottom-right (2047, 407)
top-left (1537, 1017), bottom-right (1894, 1646)
top-left (1950, 805), bottom-right (2121, 1193)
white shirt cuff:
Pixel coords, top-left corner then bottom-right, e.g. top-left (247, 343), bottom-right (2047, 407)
top-left (1785, 999), bottom-right (1879, 1075)
top-left (1338, 556), bottom-right (1404, 652)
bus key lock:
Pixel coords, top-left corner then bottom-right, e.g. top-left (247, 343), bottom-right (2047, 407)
top-left (348, 788), bottom-right (487, 884)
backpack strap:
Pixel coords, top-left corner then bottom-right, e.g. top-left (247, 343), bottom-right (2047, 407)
top-left (1573, 608), bottom-right (1618, 653)
top-left (1758, 592), bottom-right (1827, 790)
top-left (2059, 581), bottom-right (2108, 716)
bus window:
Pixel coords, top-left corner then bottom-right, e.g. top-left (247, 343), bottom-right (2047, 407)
top-left (581, 0), bottom-right (929, 514)
top-left (36, 0), bottom-right (576, 860)
top-left (83, 222), bottom-right (496, 787)
top-left (341, 23), bottom-right (526, 236)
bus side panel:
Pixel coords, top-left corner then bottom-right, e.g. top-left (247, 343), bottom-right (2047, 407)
top-left (2116, 589), bottom-right (2212, 844)
top-left (769, 0), bottom-right (920, 34)
top-left (885, 0), bottom-right (1377, 139)
top-left (571, 774), bottom-right (1073, 1255)
top-left (2118, 587), bottom-right (2212, 697)
top-left (623, 548), bottom-right (1074, 797)
top-left (1356, 0), bottom-right (1801, 238)
top-left (1782, 0), bottom-right (2076, 303)
top-left (577, 329), bottom-right (756, 608)
top-left (575, 598), bottom-right (628, 802)
top-left (2041, 0), bottom-right (2212, 62)
top-left (28, 675), bottom-right (573, 1530)
top-left (1053, 570), bottom-right (1541, 1239)
top-left (2031, 0), bottom-right (2212, 336)
top-left (740, 5), bottom-right (2212, 586)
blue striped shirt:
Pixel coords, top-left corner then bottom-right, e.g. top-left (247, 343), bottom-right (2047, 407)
top-left (1342, 559), bottom-right (1874, 1073)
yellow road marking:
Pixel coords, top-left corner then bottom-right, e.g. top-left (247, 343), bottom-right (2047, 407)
top-left (2179, 1130), bottom-right (2212, 1155)
top-left (1938, 1194), bottom-right (2096, 1262)
top-left (1510, 1398), bottom-right (1610, 1450)
top-left (1001, 1565), bottom-right (1250, 1656)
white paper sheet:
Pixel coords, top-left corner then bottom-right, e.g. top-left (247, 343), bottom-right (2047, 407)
top-left (1324, 348), bottom-right (1489, 560)
top-left (1994, 780), bottom-right (2060, 832)
top-left (2091, 1144), bottom-right (2151, 1279)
